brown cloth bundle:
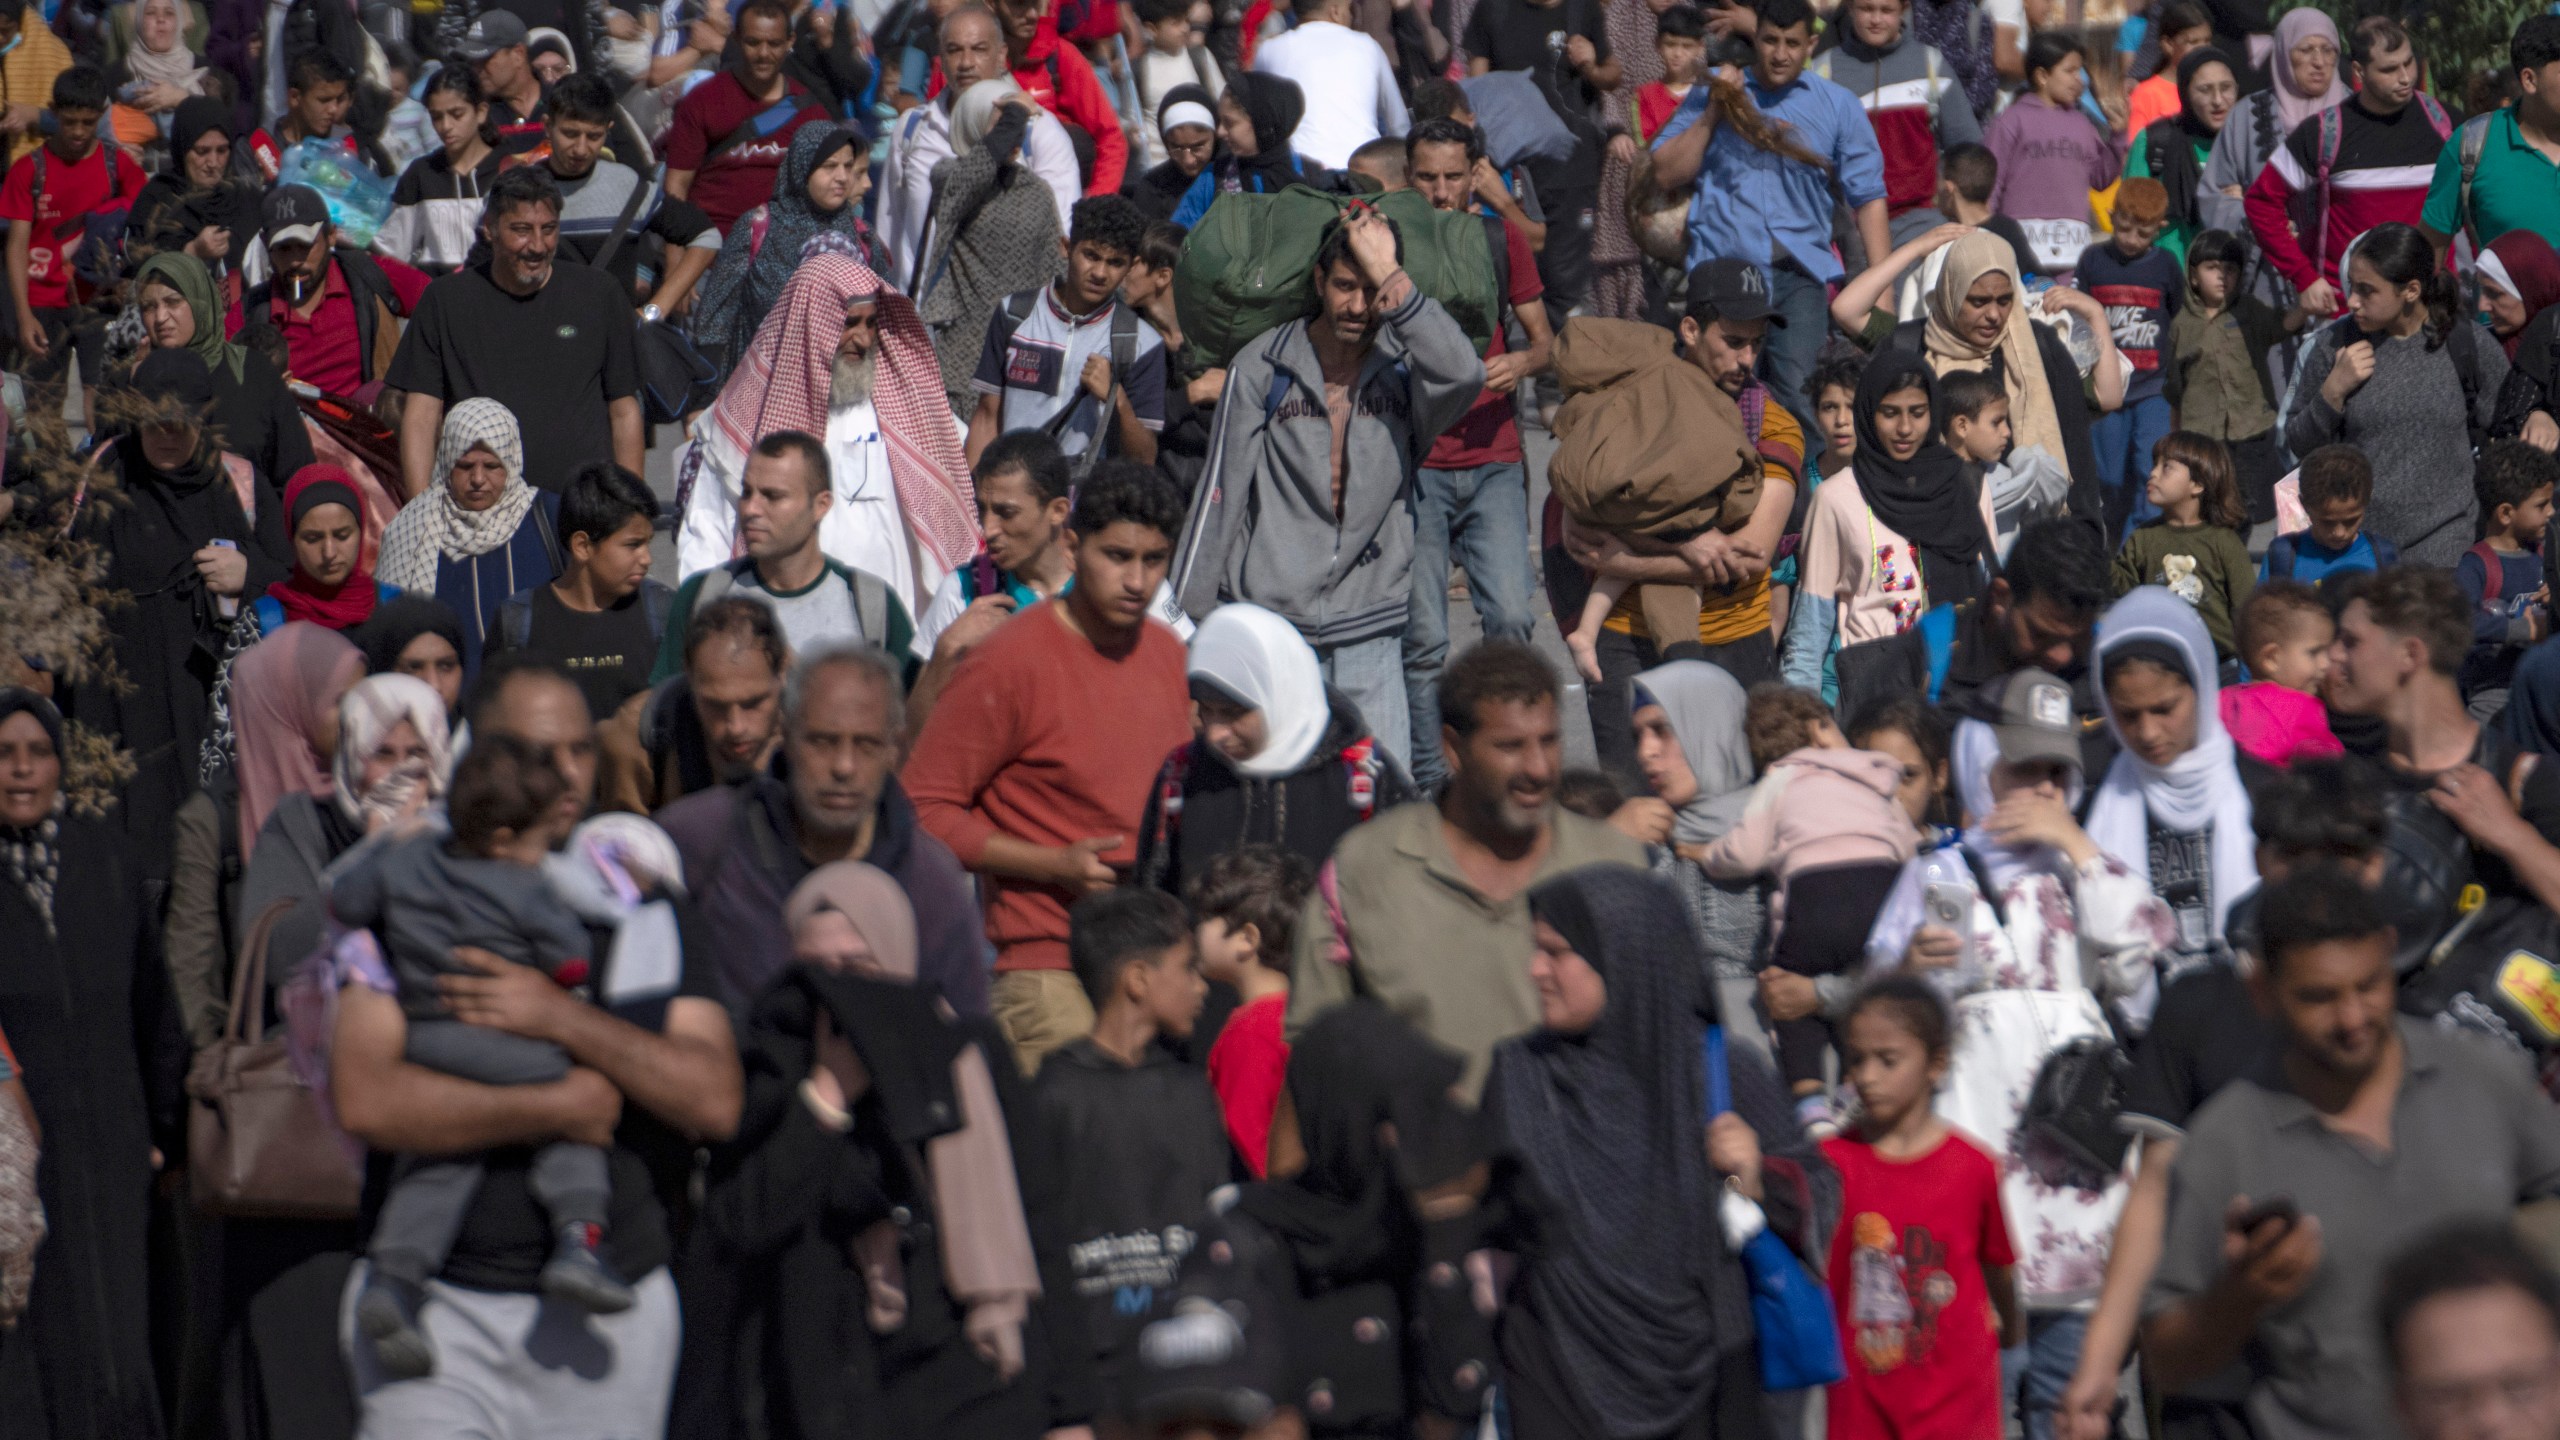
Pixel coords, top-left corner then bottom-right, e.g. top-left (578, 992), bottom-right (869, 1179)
top-left (1547, 317), bottom-right (1763, 645)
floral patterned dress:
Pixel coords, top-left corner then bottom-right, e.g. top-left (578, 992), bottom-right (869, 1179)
top-left (1883, 852), bottom-right (2177, 1307)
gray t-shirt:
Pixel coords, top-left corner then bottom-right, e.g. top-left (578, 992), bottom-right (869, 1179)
top-left (739, 564), bottom-right (865, 657)
top-left (2146, 1021), bottom-right (2560, 1440)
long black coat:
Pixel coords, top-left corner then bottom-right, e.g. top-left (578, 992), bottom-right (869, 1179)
top-left (0, 816), bottom-right (188, 1439)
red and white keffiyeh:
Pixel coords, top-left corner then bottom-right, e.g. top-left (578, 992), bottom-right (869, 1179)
top-left (708, 252), bottom-right (978, 573)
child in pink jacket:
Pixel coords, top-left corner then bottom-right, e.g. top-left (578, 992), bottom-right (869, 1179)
top-left (1703, 685), bottom-right (1920, 1122)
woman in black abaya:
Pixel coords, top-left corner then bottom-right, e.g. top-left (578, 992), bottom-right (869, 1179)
top-left (0, 689), bottom-right (188, 1440)
top-left (1487, 865), bottom-right (1831, 1440)
top-left (64, 348), bottom-right (287, 882)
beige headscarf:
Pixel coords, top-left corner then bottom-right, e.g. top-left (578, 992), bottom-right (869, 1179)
top-left (1920, 230), bottom-right (2070, 470)
top-left (786, 864), bottom-right (1042, 1380)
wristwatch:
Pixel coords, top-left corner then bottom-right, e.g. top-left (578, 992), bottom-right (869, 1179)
top-left (640, 303), bottom-right (663, 323)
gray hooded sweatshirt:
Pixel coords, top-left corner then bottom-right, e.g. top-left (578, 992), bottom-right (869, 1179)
top-left (1170, 286), bottom-right (1484, 648)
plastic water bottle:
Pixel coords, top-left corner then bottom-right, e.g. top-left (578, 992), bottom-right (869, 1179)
top-left (1916, 847), bottom-right (1977, 995)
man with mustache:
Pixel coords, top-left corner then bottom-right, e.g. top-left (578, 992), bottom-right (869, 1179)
top-left (388, 165), bottom-right (643, 498)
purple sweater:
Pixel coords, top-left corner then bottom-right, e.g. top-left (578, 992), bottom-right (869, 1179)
top-left (1984, 95), bottom-right (2122, 231)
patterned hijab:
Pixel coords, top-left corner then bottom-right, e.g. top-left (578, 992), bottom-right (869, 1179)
top-left (375, 399), bottom-right (535, 594)
top-left (704, 250), bottom-right (977, 573)
top-left (696, 123), bottom-right (870, 372)
top-left (0, 689), bottom-right (63, 937)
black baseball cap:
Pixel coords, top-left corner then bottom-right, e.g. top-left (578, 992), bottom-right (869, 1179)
top-left (1683, 257), bottom-right (1785, 326)
top-left (262, 184), bottom-right (330, 248)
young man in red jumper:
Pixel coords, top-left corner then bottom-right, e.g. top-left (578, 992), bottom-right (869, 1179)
top-left (904, 461), bottom-right (1191, 1071)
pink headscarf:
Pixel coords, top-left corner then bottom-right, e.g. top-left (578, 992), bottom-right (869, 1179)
top-left (2272, 8), bottom-right (2348, 137)
top-left (2219, 681), bottom-right (2343, 769)
top-left (707, 252), bottom-right (978, 575)
top-left (231, 623), bottom-right (365, 859)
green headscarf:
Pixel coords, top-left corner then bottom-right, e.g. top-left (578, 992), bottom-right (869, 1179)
top-left (135, 250), bottom-right (246, 385)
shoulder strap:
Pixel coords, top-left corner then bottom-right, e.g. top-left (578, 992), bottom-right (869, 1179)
top-left (592, 163), bottom-right (655, 274)
top-left (2471, 541), bottom-right (2506, 606)
top-left (702, 94), bottom-right (806, 166)
top-left (531, 496), bottom-right (563, 574)
top-left (2416, 93), bottom-right (2452, 142)
top-left (643, 578), bottom-right (672, 640)
top-left (1952, 840), bottom-right (2009, 928)
top-left (220, 453), bottom-right (257, 521)
top-left (1262, 366), bottom-right (1294, 423)
top-left (2459, 114), bottom-right (2493, 240)
top-left (1702, 1025), bottom-right (1731, 1116)
top-left (1920, 602), bottom-right (1959, 702)
top-left (850, 567), bottom-right (889, 644)
top-left (2314, 105), bottom-right (2342, 275)
top-left (699, 562), bottom-right (738, 608)
top-left (1110, 300), bottom-right (1139, 373)
top-left (1005, 288), bottom-right (1038, 325)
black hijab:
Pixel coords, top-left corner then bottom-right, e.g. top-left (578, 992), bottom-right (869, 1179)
top-left (1850, 355), bottom-right (1990, 610)
top-left (113, 349), bottom-right (233, 557)
top-left (1488, 866), bottom-right (1727, 1440)
top-left (2146, 47), bottom-right (2233, 229)
top-left (134, 97), bottom-right (262, 269)
top-left (353, 596), bottom-right (466, 677)
top-left (1226, 73), bottom-right (1305, 194)
top-left (1230, 1000), bottom-right (1484, 1287)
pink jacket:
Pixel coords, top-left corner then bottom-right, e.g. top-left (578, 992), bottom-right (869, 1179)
top-left (1701, 747), bottom-right (1919, 889)
top-left (2219, 682), bottom-right (2343, 768)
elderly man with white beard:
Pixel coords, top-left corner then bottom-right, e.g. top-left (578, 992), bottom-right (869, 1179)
top-left (673, 248), bottom-right (981, 626)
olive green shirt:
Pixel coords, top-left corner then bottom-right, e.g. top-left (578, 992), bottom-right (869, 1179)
top-left (1287, 801), bottom-right (1648, 1099)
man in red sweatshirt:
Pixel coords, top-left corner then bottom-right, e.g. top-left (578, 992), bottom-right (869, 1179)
top-left (2242, 14), bottom-right (2452, 316)
top-left (990, 0), bottom-right (1129, 195)
top-left (904, 460), bottom-right (1190, 1070)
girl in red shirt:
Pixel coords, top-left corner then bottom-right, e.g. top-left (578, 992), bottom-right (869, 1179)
top-left (1823, 977), bottom-right (2022, 1440)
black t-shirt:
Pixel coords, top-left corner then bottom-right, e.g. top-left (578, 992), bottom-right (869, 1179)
top-left (519, 583), bottom-right (657, 720)
top-left (2147, 816), bottom-right (2218, 962)
top-left (433, 896), bottom-right (721, 1292)
top-left (385, 263), bottom-right (640, 493)
top-left (1461, 0), bottom-right (1612, 190)
top-left (2122, 958), bottom-right (2271, 1138)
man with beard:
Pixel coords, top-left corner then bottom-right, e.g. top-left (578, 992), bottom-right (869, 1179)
top-left (389, 165), bottom-right (642, 497)
top-left (674, 251), bottom-right (978, 624)
top-left (655, 641), bottom-right (989, 1014)
top-left (1285, 641), bottom-right (1645, 1098)
top-left (2141, 863), bottom-right (2560, 1440)
top-left (597, 595), bottom-right (787, 813)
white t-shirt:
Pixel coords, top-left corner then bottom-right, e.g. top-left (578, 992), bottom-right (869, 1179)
top-left (1251, 21), bottom-right (1409, 169)
top-left (739, 564), bottom-right (869, 655)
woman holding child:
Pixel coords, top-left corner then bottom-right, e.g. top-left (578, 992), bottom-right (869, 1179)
top-left (702, 861), bottom-right (1070, 1439)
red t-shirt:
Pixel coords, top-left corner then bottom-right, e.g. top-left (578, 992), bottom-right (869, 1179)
top-left (0, 142), bottom-right (145, 310)
top-left (662, 72), bottom-right (823, 231)
top-left (1207, 993), bottom-right (1290, 1177)
top-left (1822, 1131), bottom-right (2015, 1440)
top-left (1425, 216), bottom-right (1542, 471)
top-left (1637, 81), bottom-right (1689, 144)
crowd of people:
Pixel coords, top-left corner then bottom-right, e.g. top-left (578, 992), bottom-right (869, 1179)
top-left (4, 0), bottom-right (2560, 1436)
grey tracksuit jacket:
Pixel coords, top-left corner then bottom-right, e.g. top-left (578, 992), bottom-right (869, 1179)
top-left (1170, 288), bottom-right (1484, 648)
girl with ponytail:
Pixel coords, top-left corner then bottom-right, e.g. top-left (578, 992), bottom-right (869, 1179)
top-left (2285, 222), bottom-right (2509, 566)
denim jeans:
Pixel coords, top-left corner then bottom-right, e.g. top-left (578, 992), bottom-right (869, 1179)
top-left (1760, 265), bottom-right (1828, 461)
top-left (1406, 461), bottom-right (1537, 790)
top-left (1319, 634), bottom-right (1409, 774)
top-left (2093, 393), bottom-right (2175, 546)
top-left (2001, 1309), bottom-right (2089, 1440)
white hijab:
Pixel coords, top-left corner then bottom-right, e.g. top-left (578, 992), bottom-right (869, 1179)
top-left (1187, 604), bottom-right (1330, 778)
top-left (1868, 717), bottom-right (2086, 967)
top-left (331, 673), bottom-right (454, 828)
top-left (2085, 588), bottom-right (2257, 940)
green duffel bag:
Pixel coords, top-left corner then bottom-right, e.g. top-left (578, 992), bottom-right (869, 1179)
top-left (1173, 183), bottom-right (1505, 368)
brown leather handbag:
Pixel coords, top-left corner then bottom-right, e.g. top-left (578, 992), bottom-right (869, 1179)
top-left (185, 899), bottom-right (364, 1220)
